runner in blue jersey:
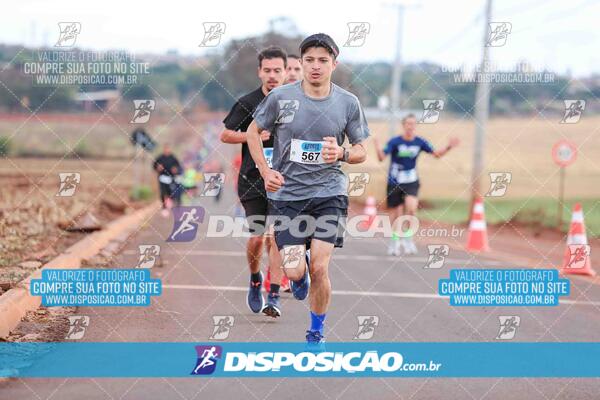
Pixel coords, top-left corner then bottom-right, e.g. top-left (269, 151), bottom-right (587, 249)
top-left (373, 114), bottom-right (459, 255)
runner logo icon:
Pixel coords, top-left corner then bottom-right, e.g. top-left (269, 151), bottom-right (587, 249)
top-left (281, 245), bottom-right (304, 270)
top-left (486, 22), bottom-right (512, 47)
top-left (199, 22), bottom-right (226, 47)
top-left (55, 22), bottom-right (81, 47)
top-left (354, 315), bottom-right (379, 340)
top-left (496, 315), bottom-right (520, 340)
top-left (201, 173), bottom-right (225, 197)
top-left (275, 100), bottom-right (299, 124)
top-left (419, 100), bottom-right (444, 124)
top-left (565, 245), bottom-right (590, 269)
top-left (344, 22), bottom-right (370, 47)
top-left (65, 316), bottom-right (89, 340)
top-left (56, 172), bottom-right (81, 197)
top-left (425, 245), bottom-right (449, 269)
top-left (167, 207), bottom-right (205, 242)
top-left (560, 100), bottom-right (585, 124)
top-left (485, 172), bottom-right (512, 197)
top-left (130, 100), bottom-right (155, 124)
top-left (347, 172), bottom-right (370, 196)
top-left (137, 245), bottom-right (160, 269)
top-left (191, 345), bottom-right (222, 375)
top-left (209, 316), bottom-right (234, 340)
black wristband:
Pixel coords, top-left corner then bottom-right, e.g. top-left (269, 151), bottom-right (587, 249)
top-left (341, 148), bottom-right (349, 162)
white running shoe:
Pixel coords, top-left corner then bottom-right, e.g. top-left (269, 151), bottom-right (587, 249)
top-left (404, 240), bottom-right (418, 255)
top-left (388, 240), bottom-right (402, 256)
top-left (387, 242), bottom-right (395, 255)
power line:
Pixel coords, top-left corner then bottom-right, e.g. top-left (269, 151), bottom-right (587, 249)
top-left (433, 11), bottom-right (482, 55)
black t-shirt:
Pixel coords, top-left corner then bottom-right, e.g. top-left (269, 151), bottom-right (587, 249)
top-left (223, 87), bottom-right (274, 200)
top-left (153, 154), bottom-right (182, 177)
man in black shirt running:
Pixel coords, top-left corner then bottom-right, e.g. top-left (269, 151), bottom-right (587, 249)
top-left (220, 46), bottom-right (287, 318)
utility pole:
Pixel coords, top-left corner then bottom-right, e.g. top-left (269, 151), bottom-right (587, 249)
top-left (389, 4), bottom-right (405, 136)
top-left (471, 0), bottom-right (493, 206)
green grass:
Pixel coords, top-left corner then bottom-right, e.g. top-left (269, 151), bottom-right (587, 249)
top-left (420, 198), bottom-right (600, 238)
top-left (0, 136), bottom-right (12, 156)
top-left (129, 185), bottom-right (154, 201)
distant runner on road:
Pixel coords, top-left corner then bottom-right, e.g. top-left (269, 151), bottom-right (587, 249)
top-left (373, 114), bottom-right (459, 255)
top-left (153, 143), bottom-right (183, 216)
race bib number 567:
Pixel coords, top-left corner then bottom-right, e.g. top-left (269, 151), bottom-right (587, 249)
top-left (290, 139), bottom-right (325, 164)
top-left (263, 147), bottom-right (273, 168)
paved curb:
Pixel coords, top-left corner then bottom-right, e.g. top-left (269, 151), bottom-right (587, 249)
top-left (0, 202), bottom-right (160, 339)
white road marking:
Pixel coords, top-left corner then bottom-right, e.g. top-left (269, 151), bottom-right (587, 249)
top-left (161, 284), bottom-right (600, 306)
top-left (125, 249), bottom-right (506, 266)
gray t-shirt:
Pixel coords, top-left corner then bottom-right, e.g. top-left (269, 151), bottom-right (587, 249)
top-left (253, 81), bottom-right (370, 201)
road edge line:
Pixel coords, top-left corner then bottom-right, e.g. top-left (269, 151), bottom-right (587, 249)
top-left (0, 201), bottom-right (160, 339)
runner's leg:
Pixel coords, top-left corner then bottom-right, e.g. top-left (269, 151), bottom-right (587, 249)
top-left (280, 244), bottom-right (307, 282)
top-left (159, 182), bottom-right (169, 208)
top-left (266, 234), bottom-right (283, 290)
top-left (308, 238), bottom-right (334, 315)
top-left (262, 234), bottom-right (284, 318)
top-left (246, 235), bottom-right (264, 275)
top-left (242, 197), bottom-right (268, 313)
top-left (391, 204), bottom-right (404, 255)
top-left (404, 195), bottom-right (419, 253)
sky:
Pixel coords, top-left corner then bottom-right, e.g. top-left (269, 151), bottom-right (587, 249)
top-left (3, 0), bottom-right (599, 77)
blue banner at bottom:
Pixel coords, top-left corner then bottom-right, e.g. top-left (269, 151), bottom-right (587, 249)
top-left (1, 342), bottom-right (600, 378)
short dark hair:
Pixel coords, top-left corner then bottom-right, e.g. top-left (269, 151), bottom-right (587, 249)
top-left (402, 113), bottom-right (417, 123)
top-left (300, 44), bottom-right (336, 60)
top-left (299, 33), bottom-right (339, 60)
top-left (288, 54), bottom-right (300, 60)
top-left (258, 46), bottom-right (287, 68)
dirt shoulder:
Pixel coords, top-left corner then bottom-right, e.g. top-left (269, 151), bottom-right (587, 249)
top-left (0, 158), bottom-right (152, 294)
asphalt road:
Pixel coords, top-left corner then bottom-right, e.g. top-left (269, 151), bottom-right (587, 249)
top-left (4, 189), bottom-right (600, 399)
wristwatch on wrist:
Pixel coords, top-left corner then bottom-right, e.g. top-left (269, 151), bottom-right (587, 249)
top-left (341, 147), bottom-right (349, 162)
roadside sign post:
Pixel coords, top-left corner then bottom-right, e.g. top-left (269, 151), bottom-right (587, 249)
top-left (552, 140), bottom-right (577, 230)
top-left (130, 128), bottom-right (157, 189)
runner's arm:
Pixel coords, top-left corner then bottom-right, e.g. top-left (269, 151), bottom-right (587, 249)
top-left (341, 99), bottom-right (370, 163)
top-left (248, 120), bottom-right (284, 192)
top-left (432, 137), bottom-right (460, 158)
top-left (325, 137), bottom-right (367, 164)
top-left (344, 140), bottom-right (368, 164)
top-left (221, 100), bottom-right (262, 144)
top-left (247, 120), bottom-right (267, 173)
top-left (153, 158), bottom-right (162, 172)
top-left (220, 128), bottom-right (271, 144)
top-left (172, 156), bottom-right (183, 174)
top-left (219, 128), bottom-right (248, 144)
top-left (372, 137), bottom-right (387, 162)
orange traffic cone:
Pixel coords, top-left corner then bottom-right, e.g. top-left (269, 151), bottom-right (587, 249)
top-left (359, 196), bottom-right (377, 230)
top-left (466, 197), bottom-right (490, 252)
top-left (561, 203), bottom-right (595, 276)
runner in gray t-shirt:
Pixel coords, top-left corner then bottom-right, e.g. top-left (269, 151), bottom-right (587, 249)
top-left (247, 33), bottom-right (370, 345)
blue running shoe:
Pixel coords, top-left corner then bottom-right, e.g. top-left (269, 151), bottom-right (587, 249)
top-left (247, 272), bottom-right (265, 313)
top-left (262, 293), bottom-right (281, 318)
top-left (305, 330), bottom-right (326, 353)
top-left (306, 330), bottom-right (325, 344)
top-left (290, 263), bottom-right (310, 301)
